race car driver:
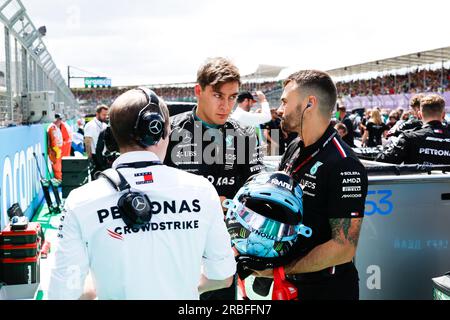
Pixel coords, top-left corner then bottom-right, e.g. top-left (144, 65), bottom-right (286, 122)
top-left (48, 88), bottom-right (236, 300)
top-left (164, 57), bottom-right (265, 300)
top-left (376, 94), bottom-right (450, 165)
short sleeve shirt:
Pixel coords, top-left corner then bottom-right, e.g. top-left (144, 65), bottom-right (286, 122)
top-left (84, 118), bottom-right (107, 154)
top-left (279, 125), bottom-right (368, 251)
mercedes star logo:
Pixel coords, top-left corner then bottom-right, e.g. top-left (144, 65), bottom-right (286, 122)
top-left (183, 131), bottom-right (192, 143)
top-left (149, 120), bottom-right (163, 135)
top-left (132, 196), bottom-right (147, 212)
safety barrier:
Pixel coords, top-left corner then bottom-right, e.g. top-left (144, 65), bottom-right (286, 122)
top-left (0, 124), bottom-right (48, 229)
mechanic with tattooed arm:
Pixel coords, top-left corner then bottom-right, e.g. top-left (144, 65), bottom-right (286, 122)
top-left (236, 70), bottom-right (368, 300)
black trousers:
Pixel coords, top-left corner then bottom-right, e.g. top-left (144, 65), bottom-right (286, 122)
top-left (200, 276), bottom-right (237, 300)
top-left (288, 263), bottom-right (360, 300)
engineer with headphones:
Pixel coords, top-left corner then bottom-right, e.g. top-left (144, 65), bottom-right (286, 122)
top-left (48, 88), bottom-right (236, 300)
top-left (237, 70), bottom-right (368, 300)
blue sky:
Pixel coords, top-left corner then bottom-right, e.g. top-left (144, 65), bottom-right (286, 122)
top-left (22, 0), bottom-right (450, 87)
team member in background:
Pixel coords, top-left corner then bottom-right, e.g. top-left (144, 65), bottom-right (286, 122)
top-left (95, 125), bottom-right (120, 170)
top-left (376, 94), bottom-right (450, 165)
top-left (334, 122), bottom-right (348, 140)
top-left (84, 105), bottom-right (109, 178)
top-left (60, 118), bottom-right (73, 158)
top-left (361, 109), bottom-right (389, 147)
top-left (230, 90), bottom-right (271, 127)
top-left (336, 105), bottom-right (355, 147)
top-left (47, 114), bottom-right (64, 181)
top-left (48, 88), bottom-right (235, 300)
top-left (165, 57), bottom-right (264, 300)
top-left (231, 90), bottom-right (271, 149)
top-left (239, 70), bottom-right (368, 300)
top-left (387, 93), bottom-right (425, 137)
top-left (262, 108), bottom-right (283, 155)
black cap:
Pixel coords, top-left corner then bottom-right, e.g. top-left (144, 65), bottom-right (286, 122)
top-left (237, 91), bottom-right (256, 103)
top-left (55, 113), bottom-right (62, 120)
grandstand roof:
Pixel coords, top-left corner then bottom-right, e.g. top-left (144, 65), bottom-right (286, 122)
top-left (327, 46), bottom-right (450, 78)
top-left (242, 64), bottom-right (286, 80)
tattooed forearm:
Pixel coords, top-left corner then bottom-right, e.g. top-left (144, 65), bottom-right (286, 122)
top-left (329, 218), bottom-right (362, 247)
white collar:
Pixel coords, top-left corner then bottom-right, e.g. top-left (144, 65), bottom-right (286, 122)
top-left (112, 151), bottom-right (161, 169)
top-left (94, 118), bottom-right (105, 129)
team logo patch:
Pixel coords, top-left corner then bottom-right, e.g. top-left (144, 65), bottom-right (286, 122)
top-left (107, 229), bottom-right (123, 241)
top-left (135, 172), bottom-right (154, 185)
top-left (226, 135), bottom-right (234, 147)
top-left (148, 120), bottom-right (163, 135)
top-left (310, 161), bottom-right (323, 175)
top-left (183, 131), bottom-right (192, 143)
top-left (132, 196), bottom-right (148, 212)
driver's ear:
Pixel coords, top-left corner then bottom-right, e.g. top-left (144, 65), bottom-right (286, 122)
top-left (194, 84), bottom-right (202, 97)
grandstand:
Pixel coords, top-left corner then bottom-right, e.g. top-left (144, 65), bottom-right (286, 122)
top-left (72, 47), bottom-right (450, 114)
top-left (72, 64), bottom-right (287, 114)
top-left (0, 0), bottom-right (77, 128)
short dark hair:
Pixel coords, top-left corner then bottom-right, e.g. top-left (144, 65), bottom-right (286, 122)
top-left (420, 94), bottom-right (445, 118)
top-left (410, 93), bottom-right (425, 109)
top-left (335, 122), bottom-right (348, 133)
top-left (284, 70), bottom-right (337, 117)
top-left (109, 89), bottom-right (169, 148)
top-left (96, 104), bottom-right (109, 114)
top-left (197, 57), bottom-right (241, 91)
top-left (237, 91), bottom-right (255, 103)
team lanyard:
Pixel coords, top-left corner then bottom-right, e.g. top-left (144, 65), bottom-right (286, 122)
top-left (285, 131), bottom-right (337, 176)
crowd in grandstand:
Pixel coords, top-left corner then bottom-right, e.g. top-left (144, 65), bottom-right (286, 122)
top-left (336, 68), bottom-right (450, 97)
top-left (72, 68), bottom-right (450, 108)
top-left (73, 86), bottom-right (196, 108)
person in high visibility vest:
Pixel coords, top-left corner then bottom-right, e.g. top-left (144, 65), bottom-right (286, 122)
top-left (60, 120), bottom-right (73, 158)
top-left (47, 114), bottom-right (64, 180)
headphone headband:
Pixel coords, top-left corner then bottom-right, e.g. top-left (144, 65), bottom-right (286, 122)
top-left (133, 87), bottom-right (166, 147)
top-left (134, 87), bottom-right (164, 132)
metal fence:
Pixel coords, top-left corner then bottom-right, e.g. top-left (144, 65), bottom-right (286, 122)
top-left (0, 0), bottom-right (77, 127)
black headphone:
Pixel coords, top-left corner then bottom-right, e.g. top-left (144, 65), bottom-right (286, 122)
top-left (100, 167), bottom-right (155, 228)
top-left (299, 102), bottom-right (313, 141)
top-left (134, 87), bottom-right (166, 148)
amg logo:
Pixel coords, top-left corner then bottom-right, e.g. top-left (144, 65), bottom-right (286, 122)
top-left (419, 148), bottom-right (450, 156)
top-left (271, 179), bottom-right (292, 191)
top-left (343, 178), bottom-right (361, 184)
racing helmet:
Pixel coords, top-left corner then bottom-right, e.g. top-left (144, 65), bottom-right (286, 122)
top-left (224, 171), bottom-right (312, 258)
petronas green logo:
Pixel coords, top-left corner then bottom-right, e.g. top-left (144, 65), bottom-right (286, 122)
top-left (239, 228), bottom-right (247, 238)
top-left (310, 161), bottom-right (323, 175)
top-left (226, 135), bottom-right (233, 147)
